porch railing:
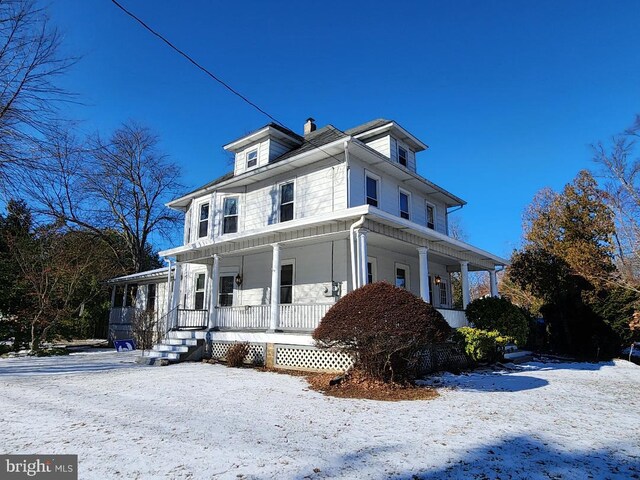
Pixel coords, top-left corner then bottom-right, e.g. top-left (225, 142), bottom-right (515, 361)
top-left (436, 308), bottom-right (468, 328)
top-left (217, 305), bottom-right (270, 330)
top-left (176, 308), bottom-right (208, 329)
top-left (279, 303), bottom-right (332, 331)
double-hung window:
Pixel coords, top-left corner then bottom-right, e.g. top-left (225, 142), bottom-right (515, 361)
top-left (280, 263), bottom-right (294, 304)
top-left (398, 146), bottom-right (408, 167)
top-left (223, 197), bottom-right (238, 234)
top-left (146, 284), bottom-right (156, 312)
top-left (198, 203), bottom-right (210, 238)
top-left (395, 264), bottom-right (409, 289)
top-left (365, 174), bottom-right (379, 207)
top-left (218, 276), bottom-right (234, 306)
top-left (246, 149), bottom-right (258, 169)
top-left (439, 281), bottom-right (448, 306)
top-left (194, 274), bottom-right (206, 310)
top-left (426, 203), bottom-right (435, 230)
top-left (399, 190), bottom-right (410, 220)
top-left (280, 182), bottom-right (294, 222)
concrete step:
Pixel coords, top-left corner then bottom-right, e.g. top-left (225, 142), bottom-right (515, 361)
top-left (145, 350), bottom-right (181, 360)
top-left (153, 344), bottom-right (189, 353)
top-left (164, 338), bottom-right (198, 346)
top-left (166, 330), bottom-right (206, 340)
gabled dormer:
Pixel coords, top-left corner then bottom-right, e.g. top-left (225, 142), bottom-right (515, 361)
top-left (223, 123), bottom-right (304, 176)
top-left (345, 119), bottom-right (428, 173)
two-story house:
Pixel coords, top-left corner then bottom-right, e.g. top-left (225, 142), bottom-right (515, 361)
top-left (108, 118), bottom-right (507, 368)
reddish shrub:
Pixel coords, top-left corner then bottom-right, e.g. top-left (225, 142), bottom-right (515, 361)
top-left (313, 282), bottom-right (451, 382)
top-left (226, 342), bottom-right (250, 367)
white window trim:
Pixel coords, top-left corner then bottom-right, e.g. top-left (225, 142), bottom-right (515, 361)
top-left (221, 195), bottom-right (240, 235)
top-left (397, 145), bottom-right (408, 167)
top-left (439, 280), bottom-right (449, 307)
top-left (366, 256), bottom-right (377, 284)
top-left (399, 188), bottom-right (411, 220)
top-left (394, 262), bottom-right (410, 290)
top-left (278, 180), bottom-right (296, 223)
top-left (364, 170), bottom-right (381, 208)
top-left (194, 272), bottom-right (206, 310)
top-left (246, 147), bottom-right (259, 170)
top-left (280, 259), bottom-right (295, 303)
top-left (194, 199), bottom-right (211, 240)
top-left (426, 201), bottom-right (436, 230)
top-left (218, 266), bottom-right (239, 307)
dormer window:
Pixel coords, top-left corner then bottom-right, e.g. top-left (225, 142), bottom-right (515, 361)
top-left (398, 146), bottom-right (408, 167)
top-left (198, 204), bottom-right (209, 238)
top-left (246, 149), bottom-right (258, 169)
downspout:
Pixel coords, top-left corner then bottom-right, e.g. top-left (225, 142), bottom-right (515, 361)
top-left (349, 215), bottom-right (366, 290)
top-left (164, 257), bottom-right (173, 315)
top-left (344, 140), bottom-right (350, 209)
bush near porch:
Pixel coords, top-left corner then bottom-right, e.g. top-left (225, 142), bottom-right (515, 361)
top-left (313, 282), bottom-right (451, 383)
top-left (465, 297), bottom-right (530, 346)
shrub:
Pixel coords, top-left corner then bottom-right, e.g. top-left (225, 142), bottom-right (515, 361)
top-left (313, 282), bottom-right (451, 383)
top-left (454, 327), bottom-right (513, 363)
top-left (465, 297), bottom-right (530, 346)
top-left (226, 342), bottom-right (250, 367)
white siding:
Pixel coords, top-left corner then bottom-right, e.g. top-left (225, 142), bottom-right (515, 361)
top-left (363, 135), bottom-right (391, 158)
top-left (389, 136), bottom-right (417, 172)
top-left (349, 155), bottom-right (448, 235)
top-left (268, 139), bottom-right (290, 161)
top-left (233, 139), bottom-right (270, 175)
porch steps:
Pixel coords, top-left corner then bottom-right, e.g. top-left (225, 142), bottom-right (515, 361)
top-left (135, 330), bottom-right (205, 366)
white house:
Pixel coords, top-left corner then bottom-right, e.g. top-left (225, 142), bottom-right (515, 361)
top-left (110, 118), bottom-right (507, 368)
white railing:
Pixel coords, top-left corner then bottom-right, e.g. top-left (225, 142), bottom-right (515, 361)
top-left (279, 303), bottom-right (333, 331)
top-left (176, 309), bottom-right (208, 329)
top-left (437, 308), bottom-right (468, 328)
top-left (217, 305), bottom-right (270, 330)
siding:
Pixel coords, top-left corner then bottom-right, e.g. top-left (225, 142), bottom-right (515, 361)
top-left (349, 155), bottom-right (448, 235)
top-left (389, 136), bottom-right (417, 172)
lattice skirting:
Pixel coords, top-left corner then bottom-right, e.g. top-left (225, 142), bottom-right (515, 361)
top-left (416, 343), bottom-right (469, 374)
top-left (275, 345), bottom-right (354, 373)
top-left (209, 341), bottom-right (266, 365)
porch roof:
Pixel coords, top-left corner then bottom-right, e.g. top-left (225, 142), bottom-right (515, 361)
top-left (107, 266), bottom-right (173, 285)
top-left (159, 206), bottom-right (508, 269)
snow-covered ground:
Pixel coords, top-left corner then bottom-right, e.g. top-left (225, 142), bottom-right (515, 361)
top-left (1, 351), bottom-right (639, 479)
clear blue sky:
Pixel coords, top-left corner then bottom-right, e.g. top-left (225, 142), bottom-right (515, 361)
top-left (48, 0), bottom-right (640, 257)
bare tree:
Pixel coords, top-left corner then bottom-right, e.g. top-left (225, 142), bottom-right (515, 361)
top-left (23, 122), bottom-right (183, 272)
top-left (593, 116), bottom-right (640, 291)
top-left (0, 0), bottom-right (75, 189)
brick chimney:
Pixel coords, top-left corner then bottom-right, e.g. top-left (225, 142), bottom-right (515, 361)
top-left (304, 117), bottom-right (316, 135)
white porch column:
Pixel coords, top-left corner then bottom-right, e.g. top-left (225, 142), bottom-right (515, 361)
top-left (110, 285), bottom-right (117, 308)
top-left (170, 263), bottom-right (183, 330)
top-left (356, 228), bottom-right (369, 287)
top-left (489, 268), bottom-right (498, 297)
top-left (269, 243), bottom-right (281, 332)
top-left (417, 247), bottom-right (430, 303)
top-left (208, 255), bottom-right (220, 329)
top-left (164, 259), bottom-right (173, 314)
top-left (460, 261), bottom-right (470, 309)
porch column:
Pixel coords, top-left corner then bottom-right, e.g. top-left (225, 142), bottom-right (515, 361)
top-left (417, 247), bottom-right (430, 303)
top-left (356, 228), bottom-right (368, 287)
top-left (208, 255), bottom-right (220, 329)
top-left (170, 263), bottom-right (183, 331)
top-left (110, 285), bottom-right (117, 308)
top-left (164, 258), bottom-right (173, 314)
top-left (269, 243), bottom-right (281, 332)
top-left (460, 261), bottom-right (470, 309)
top-left (489, 268), bottom-right (498, 297)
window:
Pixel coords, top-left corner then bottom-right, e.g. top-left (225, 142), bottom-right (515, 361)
top-left (367, 257), bottom-right (377, 284)
top-left (280, 263), bottom-right (294, 304)
top-left (223, 197), bottom-right (238, 234)
top-left (398, 146), bottom-right (408, 167)
top-left (399, 190), bottom-right (410, 220)
top-left (246, 149), bottom-right (258, 168)
top-left (125, 284), bottom-right (138, 307)
top-left (218, 276), bottom-right (234, 306)
top-left (426, 203), bottom-right (435, 230)
top-left (366, 174), bottom-right (379, 207)
top-left (395, 267), bottom-right (407, 289)
top-left (428, 276), bottom-right (434, 305)
top-left (113, 285), bottom-right (125, 308)
top-left (280, 182), bottom-right (294, 222)
top-left (439, 281), bottom-right (448, 306)
top-left (146, 283), bottom-right (156, 312)
top-left (198, 203), bottom-right (210, 238)
top-left (194, 273), bottom-right (206, 310)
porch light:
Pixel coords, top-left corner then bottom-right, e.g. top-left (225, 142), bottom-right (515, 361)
top-left (434, 275), bottom-right (441, 285)
top-left (235, 273), bottom-right (243, 287)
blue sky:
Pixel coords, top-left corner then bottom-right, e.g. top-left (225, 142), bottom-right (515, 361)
top-left (48, 0), bottom-right (640, 257)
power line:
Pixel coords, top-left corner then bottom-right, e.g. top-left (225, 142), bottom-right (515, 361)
top-left (110, 0), bottom-right (346, 164)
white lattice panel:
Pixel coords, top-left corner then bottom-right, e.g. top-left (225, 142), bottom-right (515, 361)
top-left (275, 345), bottom-right (354, 372)
top-left (210, 342), bottom-right (265, 365)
